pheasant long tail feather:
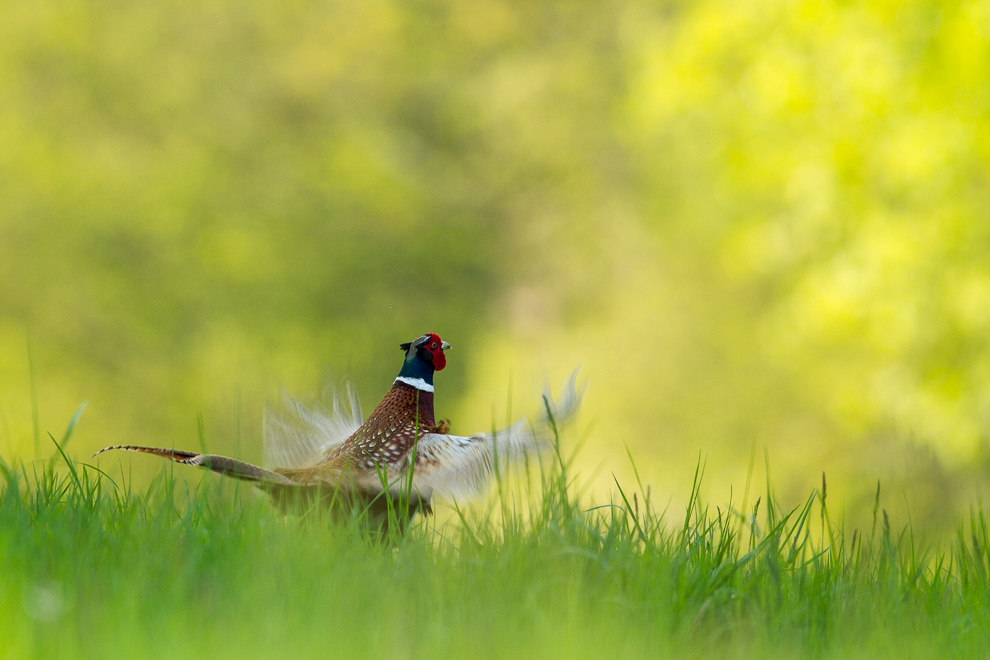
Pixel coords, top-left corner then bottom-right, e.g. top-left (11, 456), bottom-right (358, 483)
top-left (91, 445), bottom-right (297, 484)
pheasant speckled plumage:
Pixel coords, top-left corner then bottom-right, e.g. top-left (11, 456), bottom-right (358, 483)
top-left (93, 332), bottom-right (584, 534)
top-left (327, 382), bottom-right (447, 469)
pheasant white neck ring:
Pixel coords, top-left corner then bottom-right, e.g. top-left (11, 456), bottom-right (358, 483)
top-left (394, 376), bottom-right (435, 392)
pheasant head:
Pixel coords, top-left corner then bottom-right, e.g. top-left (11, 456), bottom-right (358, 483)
top-left (395, 333), bottom-right (450, 392)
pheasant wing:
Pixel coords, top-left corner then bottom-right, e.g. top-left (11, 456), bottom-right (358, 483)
top-left (404, 369), bottom-right (587, 500)
top-left (406, 420), bottom-right (541, 500)
top-left (263, 384), bottom-right (363, 470)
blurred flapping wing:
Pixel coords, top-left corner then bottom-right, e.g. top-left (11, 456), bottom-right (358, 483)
top-left (263, 384), bottom-right (363, 470)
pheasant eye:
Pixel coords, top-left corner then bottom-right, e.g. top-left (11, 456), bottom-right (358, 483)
top-left (431, 342), bottom-right (438, 349)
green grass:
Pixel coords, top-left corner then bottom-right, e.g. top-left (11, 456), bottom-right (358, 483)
top-left (3, 418), bottom-right (990, 659)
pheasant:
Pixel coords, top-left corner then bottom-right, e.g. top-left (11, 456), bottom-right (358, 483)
top-left (93, 333), bottom-right (583, 534)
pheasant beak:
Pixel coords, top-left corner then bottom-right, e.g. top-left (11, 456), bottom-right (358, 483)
top-left (440, 341), bottom-right (451, 350)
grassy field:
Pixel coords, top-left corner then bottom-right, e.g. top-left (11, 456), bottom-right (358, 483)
top-left (3, 416), bottom-right (990, 660)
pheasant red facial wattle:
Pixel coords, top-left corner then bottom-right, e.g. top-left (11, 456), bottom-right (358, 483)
top-left (425, 333), bottom-right (447, 371)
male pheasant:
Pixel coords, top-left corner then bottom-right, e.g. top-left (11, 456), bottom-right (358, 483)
top-left (93, 333), bottom-right (582, 533)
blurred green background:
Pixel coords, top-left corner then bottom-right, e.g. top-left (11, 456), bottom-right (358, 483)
top-left (2, 0), bottom-right (990, 531)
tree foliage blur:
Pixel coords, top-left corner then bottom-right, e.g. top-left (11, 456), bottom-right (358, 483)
top-left (2, 0), bottom-right (989, 528)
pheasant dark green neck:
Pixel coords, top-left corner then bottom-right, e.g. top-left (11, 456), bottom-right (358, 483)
top-left (396, 352), bottom-right (435, 388)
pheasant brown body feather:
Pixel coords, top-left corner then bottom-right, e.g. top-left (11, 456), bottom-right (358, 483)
top-left (274, 382), bottom-right (442, 485)
top-left (325, 382), bottom-right (439, 468)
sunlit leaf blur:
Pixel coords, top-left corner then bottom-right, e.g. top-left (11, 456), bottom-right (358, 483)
top-left (2, 0), bottom-right (989, 531)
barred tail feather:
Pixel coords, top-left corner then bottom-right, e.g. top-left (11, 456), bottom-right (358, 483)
top-left (91, 445), bottom-right (297, 485)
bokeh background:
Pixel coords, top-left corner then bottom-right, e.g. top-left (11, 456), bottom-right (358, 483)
top-left (2, 0), bottom-right (990, 532)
